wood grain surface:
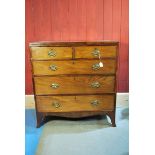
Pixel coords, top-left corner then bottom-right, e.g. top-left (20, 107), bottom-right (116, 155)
top-left (32, 59), bottom-right (116, 75)
top-left (36, 95), bottom-right (115, 112)
top-left (31, 46), bottom-right (72, 59)
top-left (34, 76), bottom-right (115, 95)
top-left (75, 46), bottom-right (117, 58)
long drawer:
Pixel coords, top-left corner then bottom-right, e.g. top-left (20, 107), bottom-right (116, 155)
top-left (75, 46), bottom-right (117, 58)
top-left (34, 76), bottom-right (115, 95)
top-left (31, 47), bottom-right (72, 60)
top-left (32, 60), bottom-right (116, 75)
top-left (36, 95), bottom-right (115, 112)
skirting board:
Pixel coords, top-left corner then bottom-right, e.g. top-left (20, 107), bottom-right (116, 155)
top-left (25, 93), bottom-right (129, 109)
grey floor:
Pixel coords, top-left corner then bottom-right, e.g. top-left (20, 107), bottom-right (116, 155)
top-left (35, 106), bottom-right (129, 155)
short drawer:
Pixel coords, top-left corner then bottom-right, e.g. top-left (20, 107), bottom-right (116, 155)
top-left (36, 95), bottom-right (115, 112)
top-left (32, 59), bottom-right (116, 75)
top-left (75, 46), bottom-right (117, 58)
top-left (34, 76), bottom-right (115, 95)
top-left (30, 47), bottom-right (72, 59)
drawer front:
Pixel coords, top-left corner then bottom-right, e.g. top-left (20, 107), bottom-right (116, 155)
top-left (32, 60), bottom-right (116, 75)
top-left (75, 46), bottom-right (117, 58)
top-left (36, 95), bottom-right (115, 112)
top-left (34, 76), bottom-right (115, 95)
top-left (31, 47), bottom-right (72, 59)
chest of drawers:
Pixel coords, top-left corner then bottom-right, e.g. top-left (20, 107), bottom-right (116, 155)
top-left (30, 41), bottom-right (118, 127)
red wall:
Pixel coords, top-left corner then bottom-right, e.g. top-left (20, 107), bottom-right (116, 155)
top-left (25, 0), bottom-right (129, 94)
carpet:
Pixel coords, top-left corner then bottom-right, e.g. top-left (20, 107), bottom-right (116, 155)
top-left (25, 109), bottom-right (43, 155)
top-left (35, 107), bottom-right (129, 155)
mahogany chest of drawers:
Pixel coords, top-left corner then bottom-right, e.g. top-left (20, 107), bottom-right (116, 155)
top-left (29, 41), bottom-right (118, 127)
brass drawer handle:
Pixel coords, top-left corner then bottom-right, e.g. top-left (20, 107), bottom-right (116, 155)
top-left (52, 101), bottom-right (61, 108)
top-left (91, 82), bottom-right (101, 88)
top-left (92, 48), bottom-right (100, 57)
top-left (92, 63), bottom-right (100, 70)
top-left (49, 64), bottom-right (57, 71)
top-left (48, 50), bottom-right (56, 57)
top-left (50, 83), bottom-right (59, 89)
top-left (91, 100), bottom-right (100, 106)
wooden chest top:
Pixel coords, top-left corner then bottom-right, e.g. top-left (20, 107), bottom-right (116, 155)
top-left (29, 41), bottom-right (119, 47)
